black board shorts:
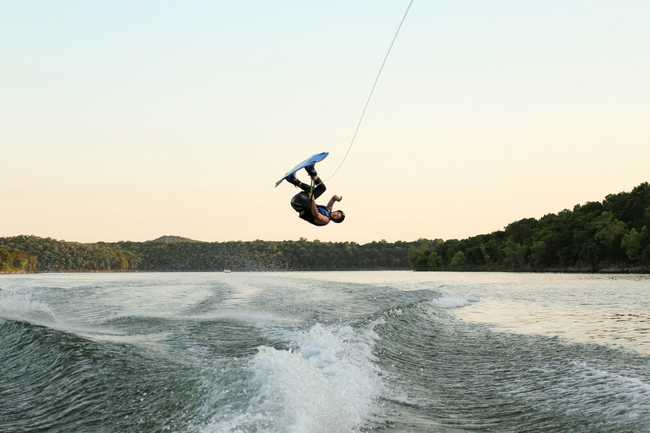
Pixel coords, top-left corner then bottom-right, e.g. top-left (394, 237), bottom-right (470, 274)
top-left (291, 192), bottom-right (311, 213)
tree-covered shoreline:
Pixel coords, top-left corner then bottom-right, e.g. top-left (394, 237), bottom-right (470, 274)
top-left (410, 182), bottom-right (650, 273)
top-left (2, 183), bottom-right (649, 274)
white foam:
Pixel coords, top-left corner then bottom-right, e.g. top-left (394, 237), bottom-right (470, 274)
top-left (572, 361), bottom-right (650, 407)
top-left (0, 289), bottom-right (58, 325)
top-left (431, 295), bottom-right (479, 309)
top-left (191, 310), bottom-right (302, 327)
top-left (208, 323), bottom-right (383, 433)
top-left (0, 289), bottom-right (131, 343)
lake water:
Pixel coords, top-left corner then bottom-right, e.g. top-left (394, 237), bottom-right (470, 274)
top-left (1, 271), bottom-right (649, 433)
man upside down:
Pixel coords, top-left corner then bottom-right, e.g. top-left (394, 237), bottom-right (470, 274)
top-left (286, 165), bottom-right (345, 226)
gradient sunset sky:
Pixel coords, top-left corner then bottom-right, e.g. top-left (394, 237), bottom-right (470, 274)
top-left (2, 1), bottom-right (649, 243)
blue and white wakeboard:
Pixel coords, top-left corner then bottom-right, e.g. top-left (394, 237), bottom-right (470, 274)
top-left (275, 152), bottom-right (329, 187)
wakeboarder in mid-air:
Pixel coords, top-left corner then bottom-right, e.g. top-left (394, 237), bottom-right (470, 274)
top-left (275, 152), bottom-right (345, 226)
top-left (286, 165), bottom-right (345, 226)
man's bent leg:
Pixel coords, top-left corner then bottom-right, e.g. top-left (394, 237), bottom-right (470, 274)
top-left (312, 180), bottom-right (326, 199)
top-left (286, 174), bottom-right (312, 193)
top-left (305, 165), bottom-right (326, 199)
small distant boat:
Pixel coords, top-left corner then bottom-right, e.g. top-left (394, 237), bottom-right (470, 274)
top-left (223, 269), bottom-right (232, 273)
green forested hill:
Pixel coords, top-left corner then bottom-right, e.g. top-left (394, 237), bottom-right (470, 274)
top-left (410, 182), bottom-right (650, 272)
top-left (149, 235), bottom-right (199, 244)
top-left (0, 246), bottom-right (38, 273)
top-left (2, 183), bottom-right (649, 273)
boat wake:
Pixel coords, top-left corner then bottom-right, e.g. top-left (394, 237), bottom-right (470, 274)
top-left (205, 323), bottom-right (383, 433)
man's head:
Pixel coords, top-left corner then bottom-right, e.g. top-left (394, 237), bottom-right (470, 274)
top-left (331, 210), bottom-right (345, 223)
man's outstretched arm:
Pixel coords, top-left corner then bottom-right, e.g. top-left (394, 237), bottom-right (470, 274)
top-left (326, 195), bottom-right (342, 211)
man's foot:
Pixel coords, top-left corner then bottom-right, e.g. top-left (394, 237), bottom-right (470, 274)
top-left (305, 165), bottom-right (317, 177)
top-left (285, 173), bottom-right (299, 186)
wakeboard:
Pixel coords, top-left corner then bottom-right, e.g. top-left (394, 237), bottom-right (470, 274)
top-left (275, 152), bottom-right (329, 187)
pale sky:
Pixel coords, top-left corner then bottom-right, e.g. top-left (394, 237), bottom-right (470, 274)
top-left (2, 1), bottom-right (649, 243)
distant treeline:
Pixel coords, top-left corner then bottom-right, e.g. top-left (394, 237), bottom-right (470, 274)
top-left (1, 183), bottom-right (649, 274)
top-left (0, 236), bottom-right (413, 273)
top-left (410, 182), bottom-right (650, 272)
top-left (0, 237), bottom-right (140, 273)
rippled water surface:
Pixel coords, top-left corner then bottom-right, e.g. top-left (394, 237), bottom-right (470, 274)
top-left (1, 271), bottom-right (649, 433)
